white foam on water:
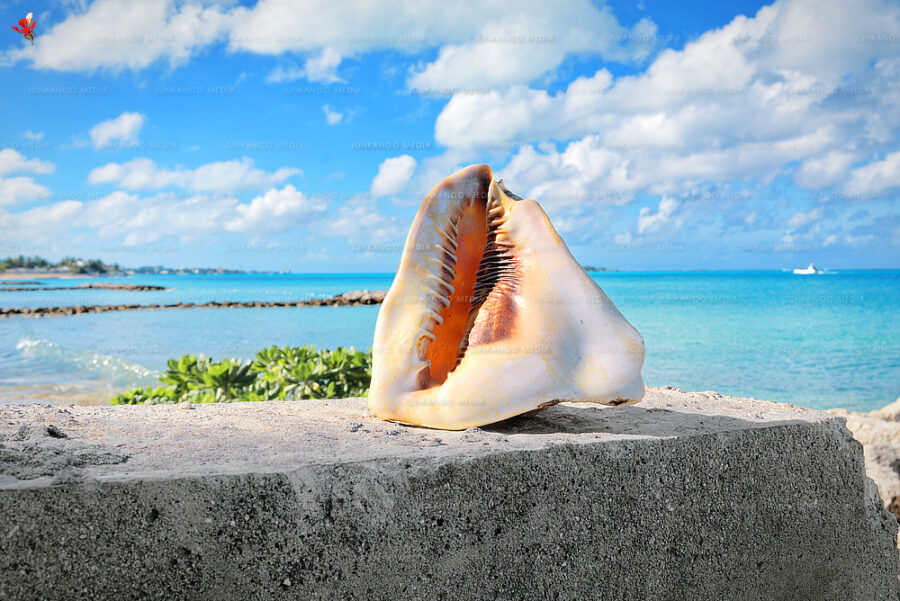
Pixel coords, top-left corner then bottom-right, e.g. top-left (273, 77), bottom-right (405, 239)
top-left (5, 337), bottom-right (160, 403)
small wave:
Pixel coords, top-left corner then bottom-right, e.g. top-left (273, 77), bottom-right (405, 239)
top-left (15, 337), bottom-right (158, 384)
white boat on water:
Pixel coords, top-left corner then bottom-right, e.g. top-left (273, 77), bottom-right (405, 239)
top-left (793, 263), bottom-right (821, 275)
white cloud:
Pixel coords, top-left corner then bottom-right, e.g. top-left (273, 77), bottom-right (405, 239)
top-left (302, 47), bottom-right (343, 83)
top-left (408, 10), bottom-right (656, 91)
top-left (89, 112), bottom-right (145, 149)
top-left (265, 64), bottom-right (303, 83)
top-left (6, 0), bottom-right (658, 88)
top-left (0, 149), bottom-right (54, 206)
top-left (438, 0), bottom-right (900, 202)
top-left (786, 207), bottom-right (823, 229)
top-left (794, 151), bottom-right (857, 189)
top-left (323, 104), bottom-right (343, 125)
top-left (318, 197), bottom-right (401, 243)
top-left (1, 185), bottom-right (327, 245)
top-left (0, 200), bottom-right (84, 237)
top-left (5, 0), bottom-right (234, 73)
top-left (22, 130), bottom-right (44, 141)
top-left (87, 157), bottom-right (301, 192)
top-left (12, 0), bottom-right (656, 85)
top-left (0, 177), bottom-right (51, 206)
top-left (225, 185), bottom-right (326, 233)
top-left (845, 233), bottom-right (876, 247)
top-left (371, 155), bottom-right (417, 197)
top-left (845, 151), bottom-right (900, 196)
top-left (0, 184), bottom-right (402, 249)
top-left (0, 148), bottom-right (54, 177)
top-left (638, 197), bottom-right (680, 234)
top-left (266, 48), bottom-right (345, 83)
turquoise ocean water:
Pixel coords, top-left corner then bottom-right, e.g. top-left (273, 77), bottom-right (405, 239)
top-left (0, 271), bottom-right (897, 412)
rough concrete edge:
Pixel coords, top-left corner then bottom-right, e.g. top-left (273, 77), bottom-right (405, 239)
top-left (827, 412), bottom-right (900, 570)
top-left (0, 408), bottom-right (846, 492)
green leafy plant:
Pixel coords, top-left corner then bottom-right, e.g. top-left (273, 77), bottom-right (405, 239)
top-left (110, 385), bottom-right (177, 405)
top-left (111, 345), bottom-right (372, 405)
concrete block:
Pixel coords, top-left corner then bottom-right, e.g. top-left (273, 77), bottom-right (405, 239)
top-left (1, 387), bottom-right (897, 600)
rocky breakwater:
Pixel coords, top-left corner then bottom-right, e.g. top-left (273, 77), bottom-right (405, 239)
top-left (0, 282), bottom-right (169, 292)
top-left (0, 289), bottom-right (388, 318)
top-left (75, 283), bottom-right (169, 291)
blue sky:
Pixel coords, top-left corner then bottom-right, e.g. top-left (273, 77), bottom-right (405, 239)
top-left (0, 0), bottom-right (898, 272)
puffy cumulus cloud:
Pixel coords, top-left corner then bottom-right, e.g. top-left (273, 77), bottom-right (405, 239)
top-left (371, 155), bottom-right (417, 197)
top-left (443, 0), bottom-right (900, 203)
top-left (0, 190), bottom-right (235, 245)
top-left (87, 157), bottom-right (301, 192)
top-left (89, 112), bottom-right (145, 149)
top-left (9, 0), bottom-right (653, 85)
top-left (845, 151), bottom-right (900, 196)
top-left (225, 185), bottom-right (326, 233)
top-left (228, 0), bottom-right (655, 87)
top-left (266, 48), bottom-right (345, 83)
top-left (317, 197), bottom-right (402, 244)
top-left (302, 47), bottom-right (344, 82)
top-left (770, 201), bottom-right (869, 251)
top-left (0, 183), bottom-right (399, 250)
top-left (0, 200), bottom-right (84, 239)
top-left (322, 104), bottom-right (343, 125)
top-left (496, 128), bottom-right (825, 211)
top-left (0, 186), bottom-right (323, 246)
top-left (0, 149), bottom-right (54, 206)
top-left (638, 197), bottom-right (681, 234)
top-left (499, 137), bottom-right (632, 209)
top-left (786, 207), bottom-right (824, 230)
top-left (0, 177), bottom-right (52, 206)
top-left (0, 148), bottom-right (54, 177)
top-left (794, 151), bottom-right (858, 189)
top-left (407, 11), bottom-right (656, 91)
top-left (5, 0), bottom-right (235, 73)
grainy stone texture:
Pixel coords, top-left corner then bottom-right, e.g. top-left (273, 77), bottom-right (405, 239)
top-left (829, 397), bottom-right (900, 541)
top-left (0, 386), bottom-right (897, 601)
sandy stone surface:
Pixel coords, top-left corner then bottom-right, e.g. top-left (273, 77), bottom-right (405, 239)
top-left (0, 386), bottom-right (837, 487)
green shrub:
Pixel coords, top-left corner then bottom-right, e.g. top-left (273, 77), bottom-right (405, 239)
top-left (110, 345), bottom-right (372, 405)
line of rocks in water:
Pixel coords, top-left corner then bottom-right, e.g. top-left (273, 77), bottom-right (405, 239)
top-left (0, 283), bottom-right (169, 292)
top-left (0, 290), bottom-right (387, 318)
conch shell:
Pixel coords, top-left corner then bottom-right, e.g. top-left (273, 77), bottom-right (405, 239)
top-left (370, 165), bottom-right (644, 430)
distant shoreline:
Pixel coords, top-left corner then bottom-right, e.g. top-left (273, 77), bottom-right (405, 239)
top-left (0, 272), bottom-right (92, 280)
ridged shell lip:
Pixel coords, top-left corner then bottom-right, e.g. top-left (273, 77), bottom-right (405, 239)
top-left (401, 167), bottom-right (522, 391)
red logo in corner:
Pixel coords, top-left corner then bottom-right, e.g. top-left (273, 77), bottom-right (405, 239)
top-left (11, 12), bottom-right (37, 45)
